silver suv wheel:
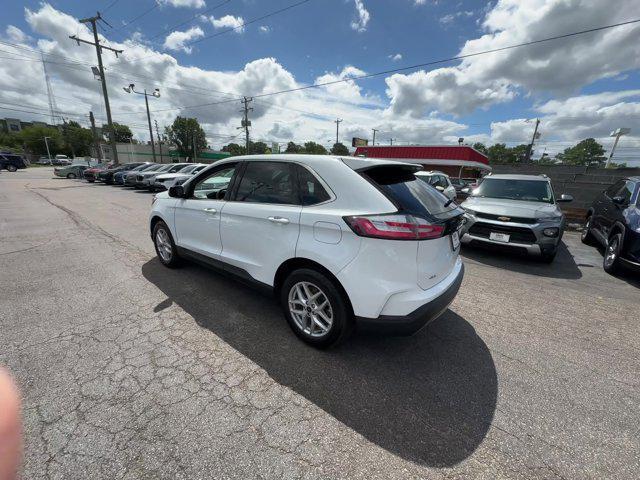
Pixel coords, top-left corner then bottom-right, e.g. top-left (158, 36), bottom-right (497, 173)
top-left (155, 228), bottom-right (173, 262)
top-left (288, 281), bottom-right (333, 337)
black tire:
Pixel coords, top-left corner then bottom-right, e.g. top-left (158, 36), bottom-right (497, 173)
top-left (7, 165), bottom-right (17, 172)
top-left (153, 221), bottom-right (181, 268)
top-left (87, 179), bottom-right (95, 183)
top-left (603, 232), bottom-right (623, 274)
top-left (67, 173), bottom-right (76, 179)
top-left (581, 215), bottom-right (596, 245)
top-left (280, 268), bottom-right (353, 348)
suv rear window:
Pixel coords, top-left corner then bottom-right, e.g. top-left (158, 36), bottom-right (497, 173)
top-left (361, 166), bottom-right (458, 216)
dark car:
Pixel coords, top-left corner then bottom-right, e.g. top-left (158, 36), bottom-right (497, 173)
top-left (0, 152), bottom-right (27, 172)
top-left (97, 162), bottom-right (145, 185)
top-left (582, 177), bottom-right (640, 274)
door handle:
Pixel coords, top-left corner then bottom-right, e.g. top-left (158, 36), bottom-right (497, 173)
top-left (203, 208), bottom-right (217, 214)
top-left (268, 216), bottom-right (290, 224)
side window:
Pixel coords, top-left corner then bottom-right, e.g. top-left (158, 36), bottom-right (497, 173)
top-left (295, 165), bottom-right (330, 205)
top-left (234, 162), bottom-right (296, 205)
top-left (192, 164), bottom-right (237, 200)
top-left (605, 180), bottom-right (625, 198)
top-left (620, 181), bottom-right (635, 203)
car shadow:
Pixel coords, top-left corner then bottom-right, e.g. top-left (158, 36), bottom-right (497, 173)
top-left (141, 258), bottom-right (497, 467)
top-left (461, 240), bottom-right (582, 280)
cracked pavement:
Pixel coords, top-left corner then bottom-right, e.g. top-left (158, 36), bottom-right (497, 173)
top-left (1, 168), bottom-right (639, 479)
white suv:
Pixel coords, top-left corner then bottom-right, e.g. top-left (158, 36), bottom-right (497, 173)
top-left (149, 155), bottom-right (465, 347)
top-left (415, 171), bottom-right (457, 201)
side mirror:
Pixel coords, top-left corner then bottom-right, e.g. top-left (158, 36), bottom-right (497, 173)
top-left (461, 187), bottom-right (470, 194)
top-left (612, 195), bottom-right (627, 206)
top-left (557, 194), bottom-right (573, 203)
top-left (435, 185), bottom-right (445, 192)
top-left (168, 185), bottom-right (185, 198)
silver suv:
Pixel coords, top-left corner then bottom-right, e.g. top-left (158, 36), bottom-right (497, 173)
top-left (460, 174), bottom-right (573, 262)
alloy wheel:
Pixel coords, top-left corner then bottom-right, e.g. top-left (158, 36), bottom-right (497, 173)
top-left (288, 281), bottom-right (333, 338)
top-left (581, 218), bottom-right (590, 240)
top-left (604, 236), bottom-right (619, 269)
top-left (155, 228), bottom-right (173, 262)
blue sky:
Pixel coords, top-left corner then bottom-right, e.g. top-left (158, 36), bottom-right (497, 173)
top-left (1, 1), bottom-right (639, 164)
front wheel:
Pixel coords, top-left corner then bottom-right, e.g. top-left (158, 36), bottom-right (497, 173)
top-left (67, 173), bottom-right (76, 179)
top-left (7, 165), bottom-right (17, 172)
top-left (280, 269), bottom-right (353, 348)
top-left (603, 233), bottom-right (623, 274)
top-left (581, 216), bottom-right (596, 245)
top-left (153, 221), bottom-right (181, 268)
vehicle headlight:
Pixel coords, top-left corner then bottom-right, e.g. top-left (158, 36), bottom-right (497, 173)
top-left (543, 227), bottom-right (559, 237)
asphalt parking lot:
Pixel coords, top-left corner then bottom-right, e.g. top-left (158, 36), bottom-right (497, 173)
top-left (1, 167), bottom-right (639, 479)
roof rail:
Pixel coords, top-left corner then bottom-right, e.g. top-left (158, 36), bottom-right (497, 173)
top-left (539, 174), bottom-right (549, 178)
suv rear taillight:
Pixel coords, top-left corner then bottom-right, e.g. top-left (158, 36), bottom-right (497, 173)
top-left (344, 214), bottom-right (445, 240)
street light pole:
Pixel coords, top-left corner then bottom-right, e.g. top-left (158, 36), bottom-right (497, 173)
top-left (123, 84), bottom-right (160, 163)
top-left (43, 136), bottom-right (52, 162)
top-left (606, 128), bottom-right (631, 168)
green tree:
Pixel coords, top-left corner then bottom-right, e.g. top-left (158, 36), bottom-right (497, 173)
top-left (303, 141), bottom-right (328, 155)
top-left (18, 126), bottom-right (63, 156)
top-left (511, 144), bottom-right (529, 162)
top-left (61, 121), bottom-right (93, 157)
top-left (249, 141), bottom-right (268, 154)
top-left (222, 142), bottom-right (246, 156)
top-left (284, 141), bottom-right (303, 153)
top-left (0, 132), bottom-right (22, 152)
top-left (102, 122), bottom-right (133, 143)
top-left (486, 143), bottom-right (516, 164)
top-left (472, 142), bottom-right (488, 155)
top-left (330, 142), bottom-right (349, 155)
top-left (165, 116), bottom-right (207, 159)
top-left (556, 138), bottom-right (605, 166)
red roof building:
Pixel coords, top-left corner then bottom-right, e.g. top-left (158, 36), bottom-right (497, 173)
top-left (353, 145), bottom-right (491, 178)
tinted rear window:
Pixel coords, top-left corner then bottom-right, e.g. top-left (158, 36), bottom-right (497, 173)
top-left (362, 166), bottom-right (458, 216)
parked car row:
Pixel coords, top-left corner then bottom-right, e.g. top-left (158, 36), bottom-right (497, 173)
top-left (75, 161), bottom-right (208, 192)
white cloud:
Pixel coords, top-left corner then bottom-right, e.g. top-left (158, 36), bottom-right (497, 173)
top-left (209, 15), bottom-right (245, 32)
top-left (388, 53), bottom-right (402, 62)
top-left (350, 0), bottom-right (370, 33)
top-left (161, 0), bottom-right (206, 8)
top-left (163, 26), bottom-right (204, 54)
top-left (5, 25), bottom-right (30, 43)
top-left (259, 26), bottom-right (271, 33)
top-left (439, 10), bottom-right (474, 25)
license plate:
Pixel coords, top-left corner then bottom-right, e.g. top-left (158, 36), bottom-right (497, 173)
top-left (490, 232), bottom-right (510, 243)
top-left (451, 230), bottom-right (460, 250)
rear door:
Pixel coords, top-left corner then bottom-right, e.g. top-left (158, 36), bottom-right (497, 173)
top-left (173, 162), bottom-right (239, 258)
top-left (219, 161), bottom-right (302, 285)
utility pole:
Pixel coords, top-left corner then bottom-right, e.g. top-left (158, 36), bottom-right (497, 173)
top-left (525, 118), bottom-right (540, 162)
top-left (155, 120), bottom-right (163, 163)
top-left (123, 84), bottom-right (160, 163)
top-left (372, 128), bottom-right (378, 146)
top-left (389, 138), bottom-right (395, 146)
top-left (192, 131), bottom-right (197, 163)
top-left (334, 118), bottom-right (343, 144)
top-left (239, 97), bottom-right (253, 154)
top-left (89, 111), bottom-right (102, 162)
top-left (70, 12), bottom-right (122, 165)
top-left (43, 136), bottom-right (52, 162)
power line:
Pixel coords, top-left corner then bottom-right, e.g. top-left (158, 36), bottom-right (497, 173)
top-left (117, 18), bottom-right (640, 115)
top-left (103, 0), bottom-right (121, 14)
top-left (147, 0), bottom-right (233, 41)
top-left (128, 0), bottom-right (314, 62)
top-left (113, 2), bottom-right (160, 32)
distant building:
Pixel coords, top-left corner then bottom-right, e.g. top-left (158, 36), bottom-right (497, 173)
top-left (0, 117), bottom-right (58, 133)
top-left (353, 145), bottom-right (491, 178)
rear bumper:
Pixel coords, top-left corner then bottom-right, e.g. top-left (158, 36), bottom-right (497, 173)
top-left (355, 263), bottom-right (464, 335)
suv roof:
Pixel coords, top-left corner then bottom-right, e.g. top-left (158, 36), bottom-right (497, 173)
top-left (485, 174), bottom-right (549, 182)
top-left (233, 154), bottom-right (417, 171)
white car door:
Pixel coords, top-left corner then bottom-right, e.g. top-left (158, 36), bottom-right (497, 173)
top-left (173, 162), bottom-right (239, 258)
top-left (219, 161), bottom-right (302, 286)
